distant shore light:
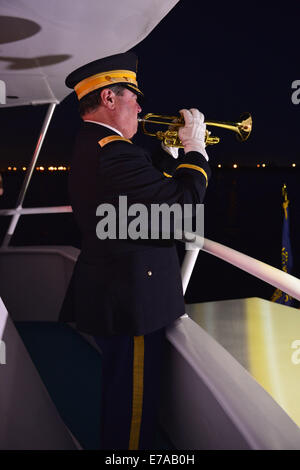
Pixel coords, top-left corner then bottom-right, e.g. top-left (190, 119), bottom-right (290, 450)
top-left (233, 164), bottom-right (238, 168)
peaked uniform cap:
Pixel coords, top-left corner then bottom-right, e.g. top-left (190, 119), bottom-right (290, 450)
top-left (65, 51), bottom-right (143, 100)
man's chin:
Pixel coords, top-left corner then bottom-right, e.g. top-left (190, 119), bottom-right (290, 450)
top-left (126, 128), bottom-right (137, 140)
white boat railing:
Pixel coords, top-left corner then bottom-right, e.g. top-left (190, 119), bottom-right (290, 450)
top-left (181, 236), bottom-right (300, 301)
top-left (1, 204), bottom-right (299, 302)
top-left (0, 206), bottom-right (72, 216)
top-left (1, 103), bottom-right (57, 247)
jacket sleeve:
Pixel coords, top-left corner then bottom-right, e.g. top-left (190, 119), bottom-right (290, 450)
top-left (97, 140), bottom-right (211, 209)
top-left (150, 145), bottom-right (184, 177)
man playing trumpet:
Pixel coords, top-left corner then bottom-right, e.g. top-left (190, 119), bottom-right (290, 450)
top-left (59, 51), bottom-right (211, 450)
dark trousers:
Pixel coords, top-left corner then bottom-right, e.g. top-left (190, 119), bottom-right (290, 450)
top-left (94, 328), bottom-right (166, 450)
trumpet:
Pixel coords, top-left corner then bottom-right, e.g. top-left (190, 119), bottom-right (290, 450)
top-left (138, 112), bottom-right (252, 148)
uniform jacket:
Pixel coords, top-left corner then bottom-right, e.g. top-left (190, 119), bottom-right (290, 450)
top-left (59, 122), bottom-right (211, 335)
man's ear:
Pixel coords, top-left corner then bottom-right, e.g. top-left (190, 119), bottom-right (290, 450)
top-left (100, 88), bottom-right (116, 109)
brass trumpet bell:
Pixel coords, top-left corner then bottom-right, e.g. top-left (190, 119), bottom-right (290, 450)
top-left (138, 112), bottom-right (252, 148)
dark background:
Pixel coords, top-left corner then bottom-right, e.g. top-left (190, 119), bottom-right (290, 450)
top-left (0, 1), bottom-right (299, 305)
top-left (1, 2), bottom-right (300, 167)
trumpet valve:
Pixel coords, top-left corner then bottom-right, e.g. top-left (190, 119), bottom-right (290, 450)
top-left (205, 132), bottom-right (220, 145)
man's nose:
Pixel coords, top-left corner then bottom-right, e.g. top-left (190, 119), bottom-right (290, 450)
top-left (137, 102), bottom-right (142, 113)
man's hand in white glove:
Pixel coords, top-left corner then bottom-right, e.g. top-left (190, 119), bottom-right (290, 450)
top-left (178, 108), bottom-right (209, 161)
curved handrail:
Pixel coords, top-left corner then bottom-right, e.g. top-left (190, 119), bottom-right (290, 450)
top-left (1, 208), bottom-right (299, 301)
top-left (181, 233), bottom-right (300, 301)
top-left (0, 206), bottom-right (72, 216)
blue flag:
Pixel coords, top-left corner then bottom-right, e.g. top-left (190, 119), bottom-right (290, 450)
top-left (271, 184), bottom-right (293, 306)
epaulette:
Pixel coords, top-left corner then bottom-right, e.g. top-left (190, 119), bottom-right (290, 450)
top-left (98, 135), bottom-right (133, 148)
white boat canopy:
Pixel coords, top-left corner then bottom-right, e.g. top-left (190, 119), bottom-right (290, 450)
top-left (0, 0), bottom-right (179, 107)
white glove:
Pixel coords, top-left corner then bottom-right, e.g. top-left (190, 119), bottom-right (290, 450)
top-left (161, 141), bottom-right (179, 159)
top-left (178, 108), bottom-right (209, 161)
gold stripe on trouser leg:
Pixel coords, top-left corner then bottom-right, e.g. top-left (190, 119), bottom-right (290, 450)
top-left (129, 335), bottom-right (144, 450)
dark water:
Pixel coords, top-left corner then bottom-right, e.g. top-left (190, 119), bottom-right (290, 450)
top-left (1, 169), bottom-right (299, 306)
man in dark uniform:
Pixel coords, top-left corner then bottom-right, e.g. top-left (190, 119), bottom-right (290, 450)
top-left (59, 51), bottom-right (211, 450)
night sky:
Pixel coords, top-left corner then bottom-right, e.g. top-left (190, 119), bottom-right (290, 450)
top-left (0, 2), bottom-right (300, 168)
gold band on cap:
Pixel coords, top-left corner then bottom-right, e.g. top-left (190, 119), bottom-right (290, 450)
top-left (74, 69), bottom-right (141, 100)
